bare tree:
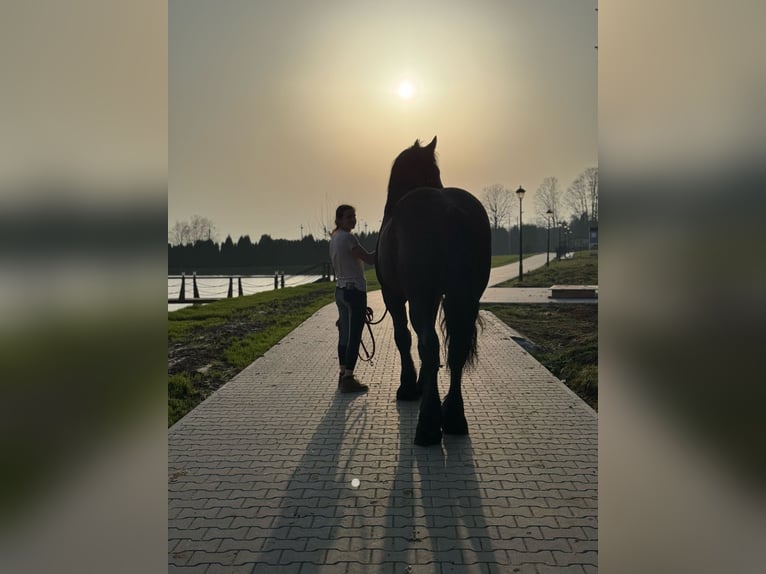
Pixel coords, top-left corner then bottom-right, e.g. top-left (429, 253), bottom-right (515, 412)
top-left (481, 184), bottom-right (511, 230)
top-left (168, 220), bottom-right (190, 245)
top-left (313, 193), bottom-right (338, 239)
top-left (168, 215), bottom-right (218, 245)
top-left (584, 167), bottom-right (598, 223)
top-left (189, 214), bottom-right (218, 243)
top-left (565, 168), bottom-right (597, 222)
top-left (533, 176), bottom-right (563, 226)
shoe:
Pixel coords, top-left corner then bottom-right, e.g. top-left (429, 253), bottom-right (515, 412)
top-left (339, 375), bottom-right (368, 394)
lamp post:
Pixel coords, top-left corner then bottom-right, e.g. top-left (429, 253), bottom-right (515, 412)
top-left (516, 186), bottom-right (526, 281)
top-left (545, 209), bottom-right (553, 266)
top-left (557, 221), bottom-right (564, 260)
top-left (561, 221), bottom-right (569, 257)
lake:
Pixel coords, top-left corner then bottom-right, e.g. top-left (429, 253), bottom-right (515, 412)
top-left (168, 274), bottom-right (323, 312)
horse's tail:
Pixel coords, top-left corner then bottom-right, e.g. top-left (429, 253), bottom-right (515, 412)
top-left (441, 287), bottom-right (481, 370)
top-left (440, 194), bottom-right (491, 372)
top-left (441, 249), bottom-right (487, 372)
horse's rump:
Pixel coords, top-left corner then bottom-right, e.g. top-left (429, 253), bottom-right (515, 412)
top-left (377, 186), bottom-right (490, 301)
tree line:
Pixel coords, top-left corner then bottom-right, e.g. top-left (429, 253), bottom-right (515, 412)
top-left (168, 231), bottom-right (379, 275)
top-left (167, 215), bottom-right (594, 274)
top-left (482, 167), bottom-right (598, 231)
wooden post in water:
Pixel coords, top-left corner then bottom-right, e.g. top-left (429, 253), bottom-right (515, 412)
top-left (179, 273), bottom-right (186, 301)
top-left (227, 277), bottom-right (233, 298)
top-left (274, 271), bottom-right (278, 290)
top-left (238, 277), bottom-right (243, 296)
top-left (280, 272), bottom-right (285, 288)
top-left (193, 272), bottom-right (200, 299)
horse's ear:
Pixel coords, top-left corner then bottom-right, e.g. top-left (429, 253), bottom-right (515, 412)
top-left (425, 136), bottom-right (437, 153)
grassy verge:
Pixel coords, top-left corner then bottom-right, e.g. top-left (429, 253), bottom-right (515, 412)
top-left (490, 254), bottom-right (521, 267)
top-left (482, 304), bottom-right (597, 409)
top-left (494, 250), bottom-right (598, 287)
top-left (482, 250), bottom-right (598, 409)
top-left (168, 281), bottom-right (336, 425)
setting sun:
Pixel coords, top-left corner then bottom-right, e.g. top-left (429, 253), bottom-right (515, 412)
top-left (397, 81), bottom-right (416, 99)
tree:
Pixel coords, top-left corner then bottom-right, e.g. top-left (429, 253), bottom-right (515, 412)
top-left (481, 184), bottom-right (511, 230)
top-left (189, 214), bottom-right (218, 243)
top-left (314, 193), bottom-right (338, 240)
top-left (220, 235), bottom-right (236, 268)
top-left (534, 176), bottom-right (563, 226)
top-left (585, 167), bottom-right (599, 223)
top-left (168, 220), bottom-right (191, 245)
top-left (237, 235), bottom-right (253, 250)
top-left (168, 215), bottom-right (218, 245)
top-left (565, 167), bottom-right (598, 223)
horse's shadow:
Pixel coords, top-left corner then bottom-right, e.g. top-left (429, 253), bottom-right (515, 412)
top-left (381, 399), bottom-right (502, 569)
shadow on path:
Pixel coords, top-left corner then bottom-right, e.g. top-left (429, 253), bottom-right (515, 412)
top-left (251, 391), bottom-right (369, 572)
top-left (379, 401), bottom-right (505, 572)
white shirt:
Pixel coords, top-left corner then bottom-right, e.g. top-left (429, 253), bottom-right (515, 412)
top-left (329, 230), bottom-right (367, 291)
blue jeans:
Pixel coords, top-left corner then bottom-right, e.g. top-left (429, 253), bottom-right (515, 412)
top-left (335, 286), bottom-right (367, 372)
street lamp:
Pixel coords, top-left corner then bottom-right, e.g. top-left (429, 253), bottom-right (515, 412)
top-left (516, 186), bottom-right (525, 281)
top-left (545, 209), bottom-right (553, 266)
top-left (559, 221), bottom-right (569, 259)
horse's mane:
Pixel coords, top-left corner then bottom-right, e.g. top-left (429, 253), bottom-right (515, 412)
top-left (384, 136), bottom-right (443, 219)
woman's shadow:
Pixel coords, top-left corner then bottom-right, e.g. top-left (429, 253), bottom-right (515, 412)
top-left (252, 390), bottom-right (369, 568)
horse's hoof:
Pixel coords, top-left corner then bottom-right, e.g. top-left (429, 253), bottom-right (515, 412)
top-left (442, 418), bottom-right (469, 435)
top-left (414, 426), bottom-right (442, 446)
top-left (396, 386), bottom-right (421, 401)
top-left (441, 398), bottom-right (468, 435)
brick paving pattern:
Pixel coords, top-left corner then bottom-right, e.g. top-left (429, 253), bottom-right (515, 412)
top-left (169, 262), bottom-right (598, 573)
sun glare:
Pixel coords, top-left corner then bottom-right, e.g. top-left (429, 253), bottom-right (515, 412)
top-left (397, 81), bottom-right (416, 99)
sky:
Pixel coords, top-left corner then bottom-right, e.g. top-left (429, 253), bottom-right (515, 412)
top-left (169, 0), bottom-right (597, 241)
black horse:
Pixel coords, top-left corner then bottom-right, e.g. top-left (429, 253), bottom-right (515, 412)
top-left (375, 137), bottom-right (491, 446)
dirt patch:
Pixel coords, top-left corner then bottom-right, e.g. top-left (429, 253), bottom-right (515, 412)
top-left (168, 319), bottom-right (266, 393)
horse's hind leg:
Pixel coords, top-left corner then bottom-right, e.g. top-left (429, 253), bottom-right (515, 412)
top-left (441, 296), bottom-right (479, 435)
top-left (442, 368), bottom-right (468, 435)
top-left (410, 297), bottom-right (443, 446)
top-left (383, 291), bottom-right (418, 400)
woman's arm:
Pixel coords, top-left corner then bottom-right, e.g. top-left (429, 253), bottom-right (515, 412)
top-left (351, 245), bottom-right (376, 265)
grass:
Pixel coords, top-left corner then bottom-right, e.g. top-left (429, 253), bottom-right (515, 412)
top-left (490, 254), bottom-right (521, 267)
top-left (482, 249), bottom-right (598, 409)
top-left (482, 303), bottom-right (598, 410)
top-left (168, 281), bottom-right (336, 425)
top-left (494, 250), bottom-right (598, 287)
top-left (168, 251), bottom-right (597, 425)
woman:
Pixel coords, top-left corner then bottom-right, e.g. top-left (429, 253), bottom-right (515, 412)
top-left (330, 204), bottom-right (376, 393)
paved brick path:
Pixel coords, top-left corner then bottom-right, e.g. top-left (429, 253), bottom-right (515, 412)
top-left (169, 276), bottom-right (598, 573)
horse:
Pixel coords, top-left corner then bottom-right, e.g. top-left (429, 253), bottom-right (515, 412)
top-left (375, 136), bottom-right (491, 446)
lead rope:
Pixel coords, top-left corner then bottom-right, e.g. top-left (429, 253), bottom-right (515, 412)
top-left (358, 306), bottom-right (388, 363)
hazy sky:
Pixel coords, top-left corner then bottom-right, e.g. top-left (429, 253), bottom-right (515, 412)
top-left (169, 0), bottom-right (597, 241)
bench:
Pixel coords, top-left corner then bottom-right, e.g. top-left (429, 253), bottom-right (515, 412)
top-left (550, 285), bottom-right (598, 299)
